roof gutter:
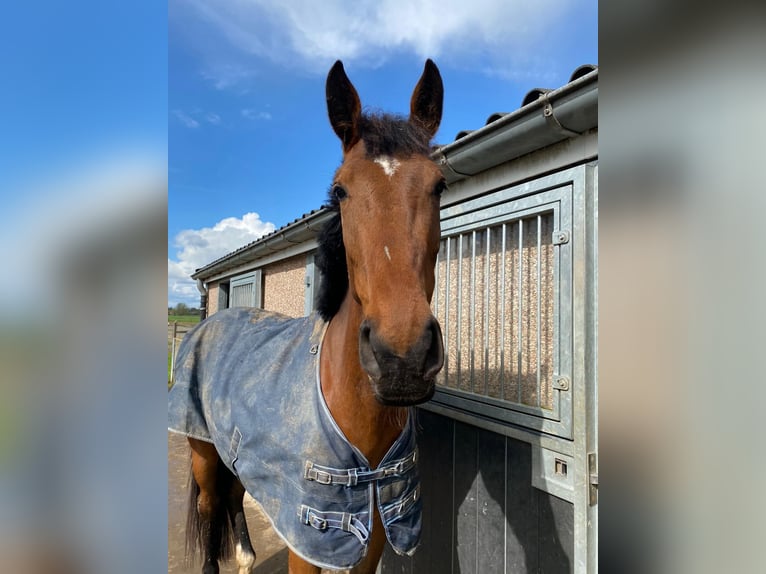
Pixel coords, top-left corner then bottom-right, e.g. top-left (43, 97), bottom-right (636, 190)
top-left (191, 208), bottom-right (334, 281)
top-left (191, 70), bottom-right (597, 282)
top-left (432, 69), bottom-right (598, 184)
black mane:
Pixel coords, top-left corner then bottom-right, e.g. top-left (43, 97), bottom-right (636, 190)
top-left (315, 113), bottom-right (434, 321)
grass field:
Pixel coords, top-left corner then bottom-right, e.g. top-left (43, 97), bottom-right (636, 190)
top-left (168, 314), bottom-right (200, 324)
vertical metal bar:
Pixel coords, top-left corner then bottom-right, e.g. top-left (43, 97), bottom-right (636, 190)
top-left (500, 223), bottom-right (506, 401)
top-left (537, 214), bottom-right (542, 408)
top-left (457, 234), bottom-right (463, 389)
top-left (445, 237), bottom-right (451, 386)
top-left (484, 227), bottom-right (490, 396)
top-left (517, 219), bottom-right (523, 404)
top-left (470, 231), bottom-right (476, 393)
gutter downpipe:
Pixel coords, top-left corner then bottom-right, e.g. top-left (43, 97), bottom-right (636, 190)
top-left (432, 70), bottom-right (598, 185)
top-left (196, 279), bottom-right (208, 320)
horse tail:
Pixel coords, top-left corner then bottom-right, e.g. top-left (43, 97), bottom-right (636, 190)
top-left (185, 457), bottom-right (234, 565)
top-left (184, 461), bottom-right (201, 562)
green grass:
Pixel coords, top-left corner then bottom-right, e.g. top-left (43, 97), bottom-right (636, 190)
top-left (168, 314), bottom-right (200, 324)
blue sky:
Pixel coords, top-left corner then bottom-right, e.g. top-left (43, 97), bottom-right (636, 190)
top-left (168, 0), bottom-right (597, 306)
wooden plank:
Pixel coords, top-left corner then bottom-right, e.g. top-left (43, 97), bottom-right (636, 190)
top-left (476, 429), bottom-right (507, 573)
top-left (380, 546), bottom-right (410, 574)
top-left (412, 410), bottom-right (454, 574)
top-left (505, 438), bottom-right (539, 573)
top-left (538, 491), bottom-right (574, 574)
top-left (452, 420), bottom-right (479, 573)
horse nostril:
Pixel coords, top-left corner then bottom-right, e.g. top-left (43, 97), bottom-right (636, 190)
top-left (358, 321), bottom-right (382, 380)
top-left (423, 318), bottom-right (444, 380)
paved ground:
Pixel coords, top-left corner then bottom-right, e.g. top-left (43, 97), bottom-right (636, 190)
top-left (168, 432), bottom-right (289, 573)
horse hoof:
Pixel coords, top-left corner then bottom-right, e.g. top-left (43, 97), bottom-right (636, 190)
top-left (236, 543), bottom-right (256, 574)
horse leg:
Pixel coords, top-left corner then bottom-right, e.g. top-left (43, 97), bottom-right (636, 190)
top-left (287, 550), bottom-right (320, 574)
top-left (350, 510), bottom-right (387, 574)
top-left (188, 437), bottom-right (231, 574)
top-left (226, 477), bottom-right (256, 574)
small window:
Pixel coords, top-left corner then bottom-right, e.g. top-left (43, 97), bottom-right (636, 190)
top-left (229, 270), bottom-right (262, 308)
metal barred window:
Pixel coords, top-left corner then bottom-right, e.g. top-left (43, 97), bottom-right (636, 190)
top-left (430, 173), bottom-right (577, 439)
top-left (434, 213), bottom-right (555, 407)
top-left (229, 270), bottom-right (263, 309)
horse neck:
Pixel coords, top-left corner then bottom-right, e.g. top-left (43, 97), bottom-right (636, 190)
top-left (320, 295), bottom-right (408, 468)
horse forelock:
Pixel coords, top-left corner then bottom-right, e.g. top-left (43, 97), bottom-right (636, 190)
top-left (357, 113), bottom-right (432, 158)
top-left (315, 112), bottom-right (437, 321)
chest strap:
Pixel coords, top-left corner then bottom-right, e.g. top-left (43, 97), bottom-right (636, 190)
top-left (303, 448), bottom-right (418, 487)
top-left (298, 504), bottom-right (370, 545)
top-left (380, 484), bottom-right (420, 523)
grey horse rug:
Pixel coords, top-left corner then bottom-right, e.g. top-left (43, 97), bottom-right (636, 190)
top-left (168, 308), bottom-right (421, 569)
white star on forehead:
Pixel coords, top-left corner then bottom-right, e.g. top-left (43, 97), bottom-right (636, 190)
top-left (374, 156), bottom-right (400, 178)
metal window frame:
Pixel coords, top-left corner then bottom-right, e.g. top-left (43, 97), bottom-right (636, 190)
top-left (228, 269), bottom-right (263, 309)
top-left (304, 252), bottom-right (318, 315)
top-left (427, 166), bottom-right (586, 441)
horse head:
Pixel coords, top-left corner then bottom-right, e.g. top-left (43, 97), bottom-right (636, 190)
top-left (322, 60), bottom-right (445, 406)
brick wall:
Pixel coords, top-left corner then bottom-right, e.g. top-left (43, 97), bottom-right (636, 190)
top-left (207, 282), bottom-right (219, 316)
top-left (263, 255), bottom-right (306, 318)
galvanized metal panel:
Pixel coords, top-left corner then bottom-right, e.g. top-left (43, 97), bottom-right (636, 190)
top-left (431, 174), bottom-right (576, 439)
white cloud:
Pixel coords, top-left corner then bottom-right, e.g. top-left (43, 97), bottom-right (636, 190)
top-left (183, 0), bottom-right (568, 74)
top-left (168, 212), bottom-right (276, 305)
top-left (172, 109), bottom-right (200, 128)
top-left (241, 109), bottom-right (272, 121)
top-left (205, 112), bottom-right (221, 124)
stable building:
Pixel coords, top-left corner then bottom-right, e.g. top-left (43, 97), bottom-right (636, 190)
top-left (191, 65), bottom-right (598, 574)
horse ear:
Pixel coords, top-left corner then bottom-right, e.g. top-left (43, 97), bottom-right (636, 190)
top-left (326, 60), bottom-right (362, 152)
top-left (409, 59), bottom-right (443, 139)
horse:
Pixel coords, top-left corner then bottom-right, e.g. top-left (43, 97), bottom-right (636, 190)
top-left (168, 59), bottom-right (445, 574)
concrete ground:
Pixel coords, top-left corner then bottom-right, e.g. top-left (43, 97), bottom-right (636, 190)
top-left (167, 432), bottom-right (289, 574)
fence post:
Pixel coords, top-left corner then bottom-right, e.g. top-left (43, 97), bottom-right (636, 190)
top-left (170, 321), bottom-right (178, 384)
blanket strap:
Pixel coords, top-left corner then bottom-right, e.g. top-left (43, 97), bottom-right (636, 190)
top-left (303, 448), bottom-right (418, 487)
top-left (380, 485), bottom-right (420, 522)
top-left (298, 505), bottom-right (370, 545)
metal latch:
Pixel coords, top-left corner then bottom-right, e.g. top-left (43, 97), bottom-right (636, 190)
top-left (552, 230), bottom-right (570, 245)
top-left (588, 452), bottom-right (598, 506)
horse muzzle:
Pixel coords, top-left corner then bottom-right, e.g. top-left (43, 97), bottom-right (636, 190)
top-left (358, 317), bottom-right (444, 406)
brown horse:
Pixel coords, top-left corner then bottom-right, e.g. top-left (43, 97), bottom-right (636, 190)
top-left (182, 59), bottom-right (445, 574)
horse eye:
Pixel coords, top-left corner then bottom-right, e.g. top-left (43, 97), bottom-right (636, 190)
top-left (433, 180), bottom-right (447, 197)
top-left (333, 184), bottom-right (348, 201)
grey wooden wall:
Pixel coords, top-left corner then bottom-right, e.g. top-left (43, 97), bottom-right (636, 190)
top-left (381, 409), bottom-right (573, 574)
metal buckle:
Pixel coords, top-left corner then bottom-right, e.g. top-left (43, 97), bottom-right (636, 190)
top-left (315, 470), bottom-right (332, 485)
top-left (309, 514), bottom-right (327, 530)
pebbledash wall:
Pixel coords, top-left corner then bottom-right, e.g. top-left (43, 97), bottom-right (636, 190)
top-left (191, 66), bottom-right (598, 574)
